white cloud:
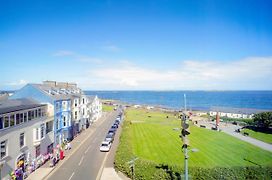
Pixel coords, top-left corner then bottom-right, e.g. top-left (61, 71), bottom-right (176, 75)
top-left (7, 79), bottom-right (28, 86)
top-left (53, 50), bottom-right (75, 57)
top-left (102, 45), bottom-right (121, 52)
top-left (52, 50), bottom-right (103, 64)
top-left (85, 57), bottom-right (272, 90)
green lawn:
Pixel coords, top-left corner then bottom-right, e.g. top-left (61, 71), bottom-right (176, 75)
top-left (127, 108), bottom-right (272, 167)
top-left (102, 104), bottom-right (114, 112)
top-left (241, 128), bottom-right (272, 144)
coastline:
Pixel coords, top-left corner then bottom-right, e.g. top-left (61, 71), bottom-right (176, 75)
top-left (101, 98), bottom-right (272, 114)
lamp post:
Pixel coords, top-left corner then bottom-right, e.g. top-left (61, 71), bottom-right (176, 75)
top-left (180, 94), bottom-right (190, 180)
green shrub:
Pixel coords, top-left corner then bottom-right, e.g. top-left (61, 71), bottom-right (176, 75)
top-left (115, 112), bottom-right (272, 180)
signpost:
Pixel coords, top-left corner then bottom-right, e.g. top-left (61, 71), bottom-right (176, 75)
top-left (127, 157), bottom-right (139, 180)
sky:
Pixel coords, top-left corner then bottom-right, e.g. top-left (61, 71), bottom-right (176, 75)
top-left (0, 0), bottom-right (272, 90)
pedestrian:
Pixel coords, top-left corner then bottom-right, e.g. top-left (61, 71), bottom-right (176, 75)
top-left (67, 142), bottom-right (71, 150)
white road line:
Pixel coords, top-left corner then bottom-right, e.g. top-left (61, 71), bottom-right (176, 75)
top-left (85, 145), bottom-right (92, 154)
top-left (96, 152), bottom-right (110, 180)
top-left (68, 172), bottom-right (75, 180)
top-left (78, 156), bottom-right (84, 166)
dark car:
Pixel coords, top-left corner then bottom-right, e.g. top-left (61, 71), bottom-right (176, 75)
top-left (105, 133), bottom-right (114, 142)
top-left (108, 128), bottom-right (116, 134)
top-left (112, 124), bottom-right (118, 129)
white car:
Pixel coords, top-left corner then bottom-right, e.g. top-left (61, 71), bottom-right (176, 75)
top-left (100, 141), bottom-right (112, 152)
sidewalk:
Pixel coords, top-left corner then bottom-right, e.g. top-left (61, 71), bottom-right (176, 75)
top-left (27, 112), bottom-right (110, 180)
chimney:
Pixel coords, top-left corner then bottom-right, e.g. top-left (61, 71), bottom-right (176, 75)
top-left (43, 80), bottom-right (56, 87)
top-left (57, 82), bottom-right (69, 88)
top-left (67, 83), bottom-right (77, 88)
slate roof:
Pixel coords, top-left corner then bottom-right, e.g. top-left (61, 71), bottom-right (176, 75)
top-left (0, 98), bottom-right (46, 114)
top-left (31, 83), bottom-right (83, 100)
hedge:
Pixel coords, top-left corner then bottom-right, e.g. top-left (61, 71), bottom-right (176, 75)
top-left (114, 116), bottom-right (272, 180)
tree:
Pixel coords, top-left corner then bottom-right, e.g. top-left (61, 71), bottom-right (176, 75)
top-left (253, 112), bottom-right (272, 128)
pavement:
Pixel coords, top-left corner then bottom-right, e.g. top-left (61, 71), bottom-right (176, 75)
top-left (27, 110), bottom-right (125, 180)
top-left (196, 121), bottom-right (272, 152)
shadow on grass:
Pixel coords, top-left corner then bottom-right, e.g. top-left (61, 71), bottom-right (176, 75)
top-left (156, 164), bottom-right (181, 180)
top-left (244, 126), bottom-right (272, 134)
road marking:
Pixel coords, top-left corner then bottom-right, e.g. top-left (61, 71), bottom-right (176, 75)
top-left (43, 112), bottom-right (115, 180)
top-left (85, 145), bottom-right (92, 154)
top-left (96, 152), bottom-right (110, 180)
top-left (78, 156), bottom-right (84, 166)
top-left (68, 172), bottom-right (75, 180)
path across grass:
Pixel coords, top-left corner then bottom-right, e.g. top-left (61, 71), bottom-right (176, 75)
top-left (127, 108), bottom-right (272, 167)
top-left (241, 128), bottom-right (272, 144)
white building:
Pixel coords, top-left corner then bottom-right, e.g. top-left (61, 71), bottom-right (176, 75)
top-left (0, 99), bottom-right (54, 180)
top-left (87, 96), bottom-right (102, 123)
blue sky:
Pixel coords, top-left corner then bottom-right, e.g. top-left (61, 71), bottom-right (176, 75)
top-left (1, 0), bottom-right (272, 90)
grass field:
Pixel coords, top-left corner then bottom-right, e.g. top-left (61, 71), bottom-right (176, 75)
top-left (126, 108), bottom-right (272, 167)
top-left (102, 104), bottom-right (114, 112)
top-left (241, 128), bottom-right (272, 144)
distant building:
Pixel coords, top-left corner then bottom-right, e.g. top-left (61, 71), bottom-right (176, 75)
top-left (208, 107), bottom-right (270, 119)
top-left (0, 98), bottom-right (53, 180)
top-left (87, 95), bottom-right (102, 123)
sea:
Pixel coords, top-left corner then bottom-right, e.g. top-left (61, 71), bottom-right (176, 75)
top-left (84, 91), bottom-right (272, 111)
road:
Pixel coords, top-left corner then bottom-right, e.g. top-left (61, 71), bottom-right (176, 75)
top-left (46, 110), bottom-right (120, 180)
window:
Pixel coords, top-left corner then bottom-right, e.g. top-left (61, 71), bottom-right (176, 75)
top-left (75, 99), bottom-right (78, 107)
top-left (46, 121), bottom-right (53, 134)
top-left (10, 114), bottom-right (15, 127)
top-left (38, 108), bottom-right (41, 117)
top-left (35, 109), bottom-right (38, 118)
top-left (82, 98), bottom-right (85, 104)
top-left (63, 116), bottom-right (66, 127)
top-left (0, 116), bottom-right (3, 129)
top-left (16, 114), bottom-right (20, 125)
top-left (20, 133), bottom-right (25, 147)
top-left (40, 124), bottom-right (45, 139)
top-left (36, 128), bottom-right (39, 140)
top-left (20, 113), bottom-right (24, 123)
top-left (24, 112), bottom-right (27, 122)
top-left (1, 140), bottom-right (7, 159)
top-left (56, 119), bottom-right (59, 130)
top-left (31, 110), bottom-right (35, 119)
top-left (75, 111), bottom-right (77, 120)
top-left (83, 108), bottom-right (85, 115)
top-left (28, 111), bottom-right (31, 121)
top-left (4, 116), bottom-right (9, 128)
top-left (35, 145), bottom-right (40, 158)
top-left (41, 108), bottom-right (45, 117)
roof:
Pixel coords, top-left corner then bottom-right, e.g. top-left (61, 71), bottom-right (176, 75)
top-left (0, 98), bottom-right (46, 114)
top-left (31, 83), bottom-right (83, 100)
top-left (210, 106), bottom-right (272, 114)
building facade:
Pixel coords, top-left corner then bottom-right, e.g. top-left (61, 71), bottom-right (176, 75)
top-left (0, 99), bottom-right (54, 180)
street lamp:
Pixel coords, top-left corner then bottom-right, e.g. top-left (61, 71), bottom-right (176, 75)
top-left (180, 94), bottom-right (190, 180)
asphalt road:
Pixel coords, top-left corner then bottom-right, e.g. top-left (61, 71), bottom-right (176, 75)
top-left (46, 110), bottom-right (120, 180)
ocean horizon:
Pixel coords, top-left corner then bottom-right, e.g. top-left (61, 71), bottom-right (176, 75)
top-left (85, 90), bottom-right (272, 111)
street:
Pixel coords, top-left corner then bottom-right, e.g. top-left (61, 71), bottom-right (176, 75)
top-left (45, 110), bottom-right (120, 180)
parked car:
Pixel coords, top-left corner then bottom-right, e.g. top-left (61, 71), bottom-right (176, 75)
top-left (112, 124), bottom-right (118, 129)
top-left (109, 128), bottom-right (116, 133)
top-left (100, 141), bottom-right (112, 152)
top-left (105, 133), bottom-right (114, 142)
